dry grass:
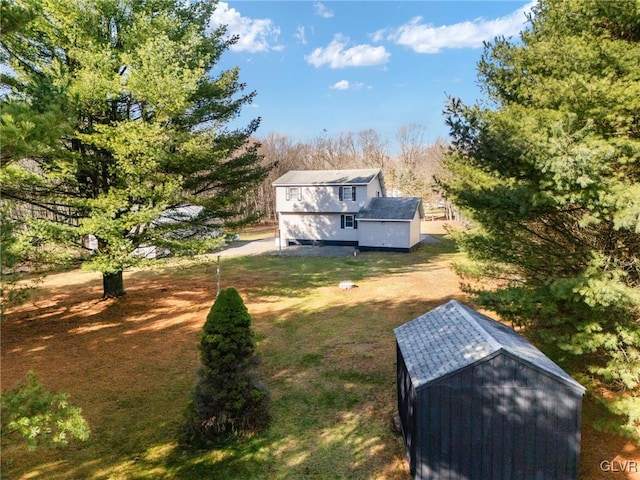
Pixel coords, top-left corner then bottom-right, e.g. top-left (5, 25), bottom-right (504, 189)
top-left (1, 222), bottom-right (638, 479)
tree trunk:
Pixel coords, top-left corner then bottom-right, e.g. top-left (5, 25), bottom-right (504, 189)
top-left (103, 271), bottom-right (126, 298)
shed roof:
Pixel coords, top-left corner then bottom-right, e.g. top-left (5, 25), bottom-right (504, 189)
top-left (357, 197), bottom-right (423, 221)
top-left (393, 300), bottom-right (585, 393)
top-left (272, 169), bottom-right (381, 186)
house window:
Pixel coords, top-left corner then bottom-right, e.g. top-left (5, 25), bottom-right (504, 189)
top-left (286, 187), bottom-right (302, 201)
top-left (341, 214), bottom-right (358, 229)
top-left (339, 186), bottom-right (356, 201)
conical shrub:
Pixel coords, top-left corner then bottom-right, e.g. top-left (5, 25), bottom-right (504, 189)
top-left (182, 288), bottom-right (270, 447)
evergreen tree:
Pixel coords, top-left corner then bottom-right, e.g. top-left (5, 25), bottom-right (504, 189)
top-left (441, 0), bottom-right (639, 431)
top-left (183, 288), bottom-right (269, 446)
top-left (1, 372), bottom-right (90, 450)
top-left (0, 0), bottom-right (268, 298)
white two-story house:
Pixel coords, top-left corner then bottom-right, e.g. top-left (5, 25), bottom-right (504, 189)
top-left (273, 169), bottom-right (424, 252)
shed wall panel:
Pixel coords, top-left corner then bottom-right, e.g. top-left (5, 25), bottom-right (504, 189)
top-left (397, 345), bottom-right (418, 475)
top-left (409, 210), bottom-right (422, 246)
top-left (358, 221), bottom-right (410, 249)
top-left (412, 354), bottom-right (583, 480)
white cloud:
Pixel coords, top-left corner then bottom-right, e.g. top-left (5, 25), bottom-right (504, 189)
top-left (305, 34), bottom-right (390, 69)
top-left (294, 26), bottom-right (307, 45)
top-left (314, 2), bottom-right (334, 19)
top-left (369, 29), bottom-right (386, 43)
top-left (330, 80), bottom-right (365, 90)
top-left (209, 2), bottom-right (281, 53)
top-left (331, 80), bottom-right (350, 90)
top-left (387, 1), bottom-right (534, 54)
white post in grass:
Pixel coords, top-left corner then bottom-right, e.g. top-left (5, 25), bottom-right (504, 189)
top-left (216, 255), bottom-right (221, 296)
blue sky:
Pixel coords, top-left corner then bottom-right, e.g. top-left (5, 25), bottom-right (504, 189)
top-left (209, 1), bottom-right (534, 154)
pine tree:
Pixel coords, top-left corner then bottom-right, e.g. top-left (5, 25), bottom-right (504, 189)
top-left (0, 0), bottom-right (268, 298)
top-left (441, 0), bottom-right (640, 433)
top-left (1, 372), bottom-right (90, 449)
top-left (183, 288), bottom-right (269, 446)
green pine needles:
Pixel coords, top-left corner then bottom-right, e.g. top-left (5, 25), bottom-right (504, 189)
top-left (441, 0), bottom-right (640, 437)
top-left (1, 372), bottom-right (90, 450)
top-left (1, 0), bottom-right (268, 299)
top-left (182, 288), bottom-right (270, 447)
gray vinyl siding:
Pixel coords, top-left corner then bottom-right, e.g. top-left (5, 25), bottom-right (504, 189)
top-left (274, 169), bottom-right (421, 248)
top-left (365, 179), bottom-right (384, 199)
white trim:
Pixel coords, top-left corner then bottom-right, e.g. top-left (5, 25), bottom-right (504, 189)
top-left (357, 218), bottom-right (411, 222)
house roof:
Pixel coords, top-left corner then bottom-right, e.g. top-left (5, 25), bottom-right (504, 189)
top-left (393, 300), bottom-right (585, 393)
top-left (272, 169), bottom-right (381, 186)
top-left (356, 197), bottom-right (423, 221)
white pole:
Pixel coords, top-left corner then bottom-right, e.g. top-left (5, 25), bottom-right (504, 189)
top-left (216, 255), bottom-right (221, 296)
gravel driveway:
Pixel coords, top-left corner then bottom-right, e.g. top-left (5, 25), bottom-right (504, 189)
top-left (215, 234), bottom-right (440, 258)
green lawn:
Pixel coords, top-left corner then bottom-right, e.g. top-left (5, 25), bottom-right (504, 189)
top-left (2, 237), bottom-right (462, 479)
top-left (5, 234), bottom-right (633, 479)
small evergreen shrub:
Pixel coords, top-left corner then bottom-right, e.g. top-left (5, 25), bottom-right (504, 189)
top-left (182, 287), bottom-right (270, 447)
top-left (1, 372), bottom-right (90, 449)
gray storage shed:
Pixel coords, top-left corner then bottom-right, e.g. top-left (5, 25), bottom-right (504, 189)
top-left (394, 300), bottom-right (585, 480)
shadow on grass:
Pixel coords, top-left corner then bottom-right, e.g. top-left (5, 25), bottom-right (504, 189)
top-left (2, 278), bottom-right (457, 480)
top-left (3, 235), bottom-right (634, 479)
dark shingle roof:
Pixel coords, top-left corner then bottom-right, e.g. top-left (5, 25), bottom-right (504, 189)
top-left (356, 197), bottom-right (422, 221)
top-left (393, 300), bottom-right (585, 393)
top-left (272, 169), bottom-right (381, 186)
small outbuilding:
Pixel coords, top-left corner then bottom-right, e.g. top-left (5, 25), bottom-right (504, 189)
top-left (356, 197), bottom-right (424, 252)
top-left (394, 300), bottom-right (585, 480)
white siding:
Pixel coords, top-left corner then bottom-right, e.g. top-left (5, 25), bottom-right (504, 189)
top-left (358, 221), bottom-right (410, 249)
top-left (278, 213), bottom-right (359, 244)
top-left (409, 210), bottom-right (422, 247)
top-left (365, 176), bottom-right (384, 199)
top-left (275, 185), bottom-right (370, 213)
top-left (274, 171), bottom-right (391, 247)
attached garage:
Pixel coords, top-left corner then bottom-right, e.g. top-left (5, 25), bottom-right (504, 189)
top-left (394, 300), bottom-right (585, 480)
top-left (357, 197), bottom-right (423, 252)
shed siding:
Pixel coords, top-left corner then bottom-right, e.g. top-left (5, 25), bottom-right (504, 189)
top-left (412, 353), bottom-right (582, 480)
top-left (409, 209), bottom-right (422, 246)
top-left (359, 220), bottom-right (410, 249)
top-left (397, 345), bottom-right (418, 475)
